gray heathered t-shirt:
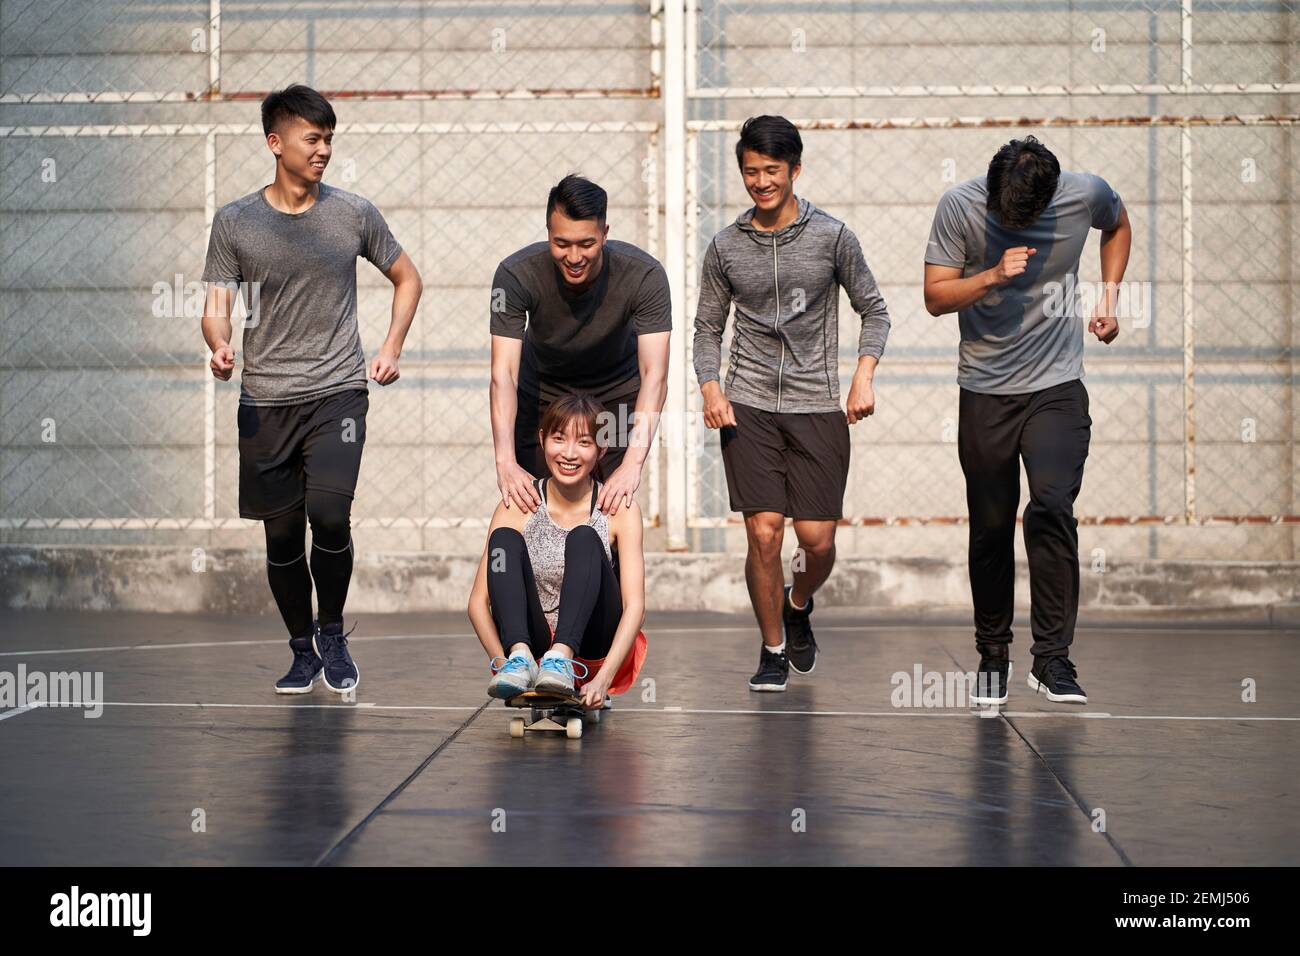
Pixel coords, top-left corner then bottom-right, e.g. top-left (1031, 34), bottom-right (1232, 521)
top-left (202, 183), bottom-right (403, 406)
top-left (925, 171), bottom-right (1122, 395)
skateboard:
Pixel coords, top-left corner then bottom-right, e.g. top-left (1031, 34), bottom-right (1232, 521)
top-left (504, 689), bottom-right (612, 739)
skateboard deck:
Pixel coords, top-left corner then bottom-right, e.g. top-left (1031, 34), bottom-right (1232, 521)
top-left (504, 689), bottom-right (611, 739)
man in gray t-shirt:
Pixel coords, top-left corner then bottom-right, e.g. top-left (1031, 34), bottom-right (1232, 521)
top-left (204, 181), bottom-right (403, 405)
top-left (925, 166), bottom-right (1123, 394)
top-left (201, 85), bottom-right (423, 697)
top-left (924, 134), bottom-right (1131, 706)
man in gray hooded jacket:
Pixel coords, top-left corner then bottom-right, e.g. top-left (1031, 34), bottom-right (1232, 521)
top-left (694, 115), bottom-right (892, 692)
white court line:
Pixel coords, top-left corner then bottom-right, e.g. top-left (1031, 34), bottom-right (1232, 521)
top-left (0, 702), bottom-right (45, 722)
top-left (3, 621), bottom-right (1274, 659)
top-left (94, 701), bottom-right (481, 712)
top-left (0, 632), bottom-right (468, 658)
top-left (1, 626), bottom-right (848, 658)
top-left (26, 701), bottom-right (1300, 721)
top-left (612, 708), bottom-right (1300, 721)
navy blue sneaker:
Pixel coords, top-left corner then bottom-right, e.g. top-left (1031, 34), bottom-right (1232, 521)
top-left (275, 635), bottom-right (323, 695)
top-left (313, 620), bottom-right (360, 693)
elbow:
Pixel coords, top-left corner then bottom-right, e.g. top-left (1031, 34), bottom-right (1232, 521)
top-left (923, 295), bottom-right (944, 318)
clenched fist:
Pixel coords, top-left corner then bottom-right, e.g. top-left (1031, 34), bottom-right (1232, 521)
top-left (210, 344), bottom-right (235, 381)
top-left (993, 246), bottom-right (1037, 284)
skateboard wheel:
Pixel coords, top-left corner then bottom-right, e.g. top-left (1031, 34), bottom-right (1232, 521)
top-left (509, 717), bottom-right (525, 738)
top-left (565, 717), bottom-right (583, 739)
top-left (583, 708), bottom-right (602, 725)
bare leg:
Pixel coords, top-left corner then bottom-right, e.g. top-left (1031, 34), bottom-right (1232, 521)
top-left (744, 511), bottom-right (786, 647)
top-left (790, 520), bottom-right (837, 608)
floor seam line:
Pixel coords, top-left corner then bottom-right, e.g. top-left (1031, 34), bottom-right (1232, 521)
top-left (1002, 714), bottom-right (1136, 867)
top-left (313, 700), bottom-right (491, 866)
top-left (938, 644), bottom-right (1135, 867)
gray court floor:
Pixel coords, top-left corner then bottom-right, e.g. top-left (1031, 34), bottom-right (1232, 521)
top-left (1, 608), bottom-right (1296, 866)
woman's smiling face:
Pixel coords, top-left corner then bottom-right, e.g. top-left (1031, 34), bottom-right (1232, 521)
top-left (541, 415), bottom-right (604, 488)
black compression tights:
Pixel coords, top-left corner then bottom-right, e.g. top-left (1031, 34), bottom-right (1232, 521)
top-left (263, 491), bottom-right (355, 638)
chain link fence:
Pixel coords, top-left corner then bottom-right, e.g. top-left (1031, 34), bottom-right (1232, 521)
top-left (0, 1), bottom-right (663, 557)
top-left (1, 0), bottom-right (1297, 562)
top-left (685, 0), bottom-right (1298, 561)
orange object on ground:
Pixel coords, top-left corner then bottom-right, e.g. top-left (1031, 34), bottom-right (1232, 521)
top-left (574, 629), bottom-right (647, 696)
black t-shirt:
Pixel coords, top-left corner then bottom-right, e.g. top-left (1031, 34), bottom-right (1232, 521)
top-left (489, 239), bottom-right (672, 403)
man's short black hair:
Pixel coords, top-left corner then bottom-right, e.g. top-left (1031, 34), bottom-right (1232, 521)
top-left (735, 115), bottom-right (802, 172)
top-left (986, 135), bottom-right (1061, 229)
top-left (546, 174), bottom-right (607, 227)
top-left (261, 84), bottom-right (337, 138)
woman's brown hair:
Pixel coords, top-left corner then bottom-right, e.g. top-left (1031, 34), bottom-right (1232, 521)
top-left (538, 392), bottom-right (608, 483)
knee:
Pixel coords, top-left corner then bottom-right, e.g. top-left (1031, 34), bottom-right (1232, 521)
top-left (796, 534), bottom-right (835, 561)
top-left (566, 528), bottom-right (600, 548)
top-left (306, 492), bottom-right (352, 542)
top-left (747, 518), bottom-right (784, 557)
top-left (487, 527), bottom-right (527, 574)
top-left (264, 510), bottom-right (305, 560)
top-left (489, 526), bottom-right (525, 551)
top-left (564, 524), bottom-right (602, 558)
top-left (1026, 487), bottom-right (1076, 524)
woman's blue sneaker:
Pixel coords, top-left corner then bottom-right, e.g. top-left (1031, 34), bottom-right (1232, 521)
top-left (488, 654), bottom-right (538, 699)
top-left (532, 655), bottom-right (589, 696)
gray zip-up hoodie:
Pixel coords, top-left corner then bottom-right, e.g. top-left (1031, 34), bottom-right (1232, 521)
top-left (693, 196), bottom-right (891, 414)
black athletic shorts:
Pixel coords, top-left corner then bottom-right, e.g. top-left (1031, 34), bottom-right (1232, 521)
top-left (719, 401), bottom-right (850, 520)
top-left (236, 388), bottom-right (368, 520)
top-left (515, 381), bottom-right (640, 482)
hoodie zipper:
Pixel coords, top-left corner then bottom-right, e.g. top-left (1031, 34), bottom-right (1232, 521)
top-left (772, 233), bottom-right (784, 413)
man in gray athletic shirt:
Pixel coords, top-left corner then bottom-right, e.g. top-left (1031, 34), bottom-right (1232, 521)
top-left (694, 115), bottom-right (892, 692)
top-left (202, 85), bottom-right (423, 696)
top-left (924, 134), bottom-right (1132, 707)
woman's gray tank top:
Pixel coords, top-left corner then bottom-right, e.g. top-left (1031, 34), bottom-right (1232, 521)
top-left (522, 477), bottom-right (612, 632)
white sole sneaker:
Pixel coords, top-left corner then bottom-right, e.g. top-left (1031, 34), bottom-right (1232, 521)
top-left (274, 669), bottom-right (323, 695)
top-left (970, 661), bottom-right (1012, 706)
top-left (1027, 671), bottom-right (1087, 704)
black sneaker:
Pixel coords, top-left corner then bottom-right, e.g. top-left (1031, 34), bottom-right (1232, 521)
top-left (970, 648), bottom-right (1012, 705)
top-left (782, 586), bottom-right (818, 675)
top-left (748, 645), bottom-right (789, 692)
top-left (1028, 656), bottom-right (1087, 704)
top-left (313, 620), bottom-right (360, 693)
top-left (274, 635), bottom-right (323, 695)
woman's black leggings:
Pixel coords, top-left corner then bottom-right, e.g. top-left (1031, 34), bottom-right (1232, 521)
top-left (486, 525), bottom-right (622, 661)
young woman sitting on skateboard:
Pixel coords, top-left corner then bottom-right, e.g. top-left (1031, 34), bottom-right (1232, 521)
top-left (467, 392), bottom-right (648, 708)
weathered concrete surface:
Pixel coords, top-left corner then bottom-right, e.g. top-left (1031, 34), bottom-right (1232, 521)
top-left (2, 547), bottom-right (1297, 620)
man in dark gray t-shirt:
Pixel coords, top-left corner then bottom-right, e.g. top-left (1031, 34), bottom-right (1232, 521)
top-left (924, 134), bottom-right (1131, 707)
top-left (201, 85), bottom-right (423, 698)
top-left (489, 175), bottom-right (671, 517)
